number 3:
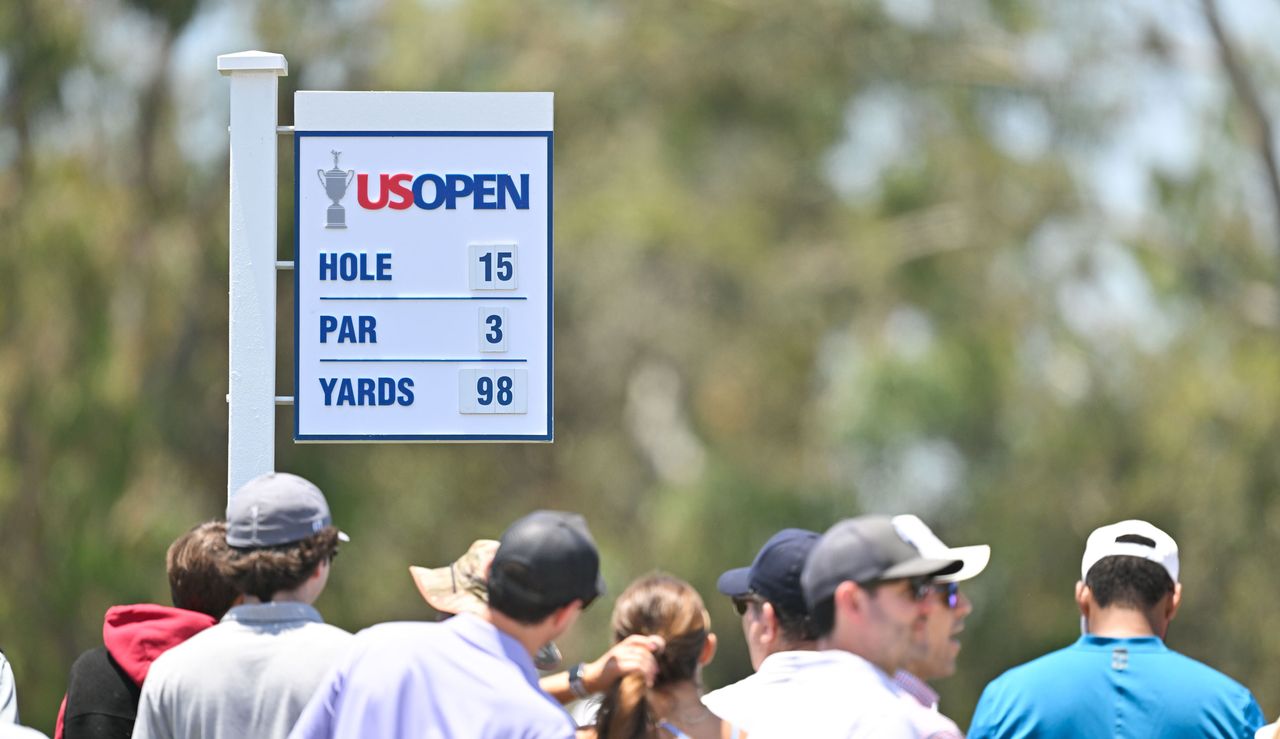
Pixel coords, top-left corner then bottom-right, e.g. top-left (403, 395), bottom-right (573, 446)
top-left (479, 308), bottom-right (508, 352)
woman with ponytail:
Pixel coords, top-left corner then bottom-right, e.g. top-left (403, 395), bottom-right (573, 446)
top-left (582, 573), bottom-right (744, 739)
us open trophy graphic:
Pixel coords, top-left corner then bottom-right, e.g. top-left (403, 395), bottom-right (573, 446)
top-left (318, 150), bottom-right (355, 229)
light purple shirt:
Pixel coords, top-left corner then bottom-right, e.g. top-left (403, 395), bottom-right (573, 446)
top-left (288, 613), bottom-right (574, 739)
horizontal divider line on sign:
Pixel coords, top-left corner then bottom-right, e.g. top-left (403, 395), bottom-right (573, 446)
top-left (318, 296), bottom-right (529, 301)
top-left (318, 358), bottom-right (529, 363)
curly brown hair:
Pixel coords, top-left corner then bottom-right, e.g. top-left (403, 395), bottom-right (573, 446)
top-left (167, 521), bottom-right (239, 618)
top-left (218, 527), bottom-right (340, 601)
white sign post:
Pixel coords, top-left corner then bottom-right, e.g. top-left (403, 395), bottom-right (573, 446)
top-left (219, 57), bottom-right (551, 496)
top-left (293, 92), bottom-right (553, 441)
top-left (218, 51), bottom-right (287, 496)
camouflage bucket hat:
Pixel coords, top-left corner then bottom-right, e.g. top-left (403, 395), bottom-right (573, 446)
top-left (410, 539), bottom-right (498, 616)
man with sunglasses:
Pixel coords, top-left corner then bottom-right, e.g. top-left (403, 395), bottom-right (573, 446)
top-left (290, 510), bottom-right (605, 739)
top-left (744, 515), bottom-right (962, 738)
top-left (701, 528), bottom-right (820, 729)
top-left (890, 515), bottom-right (991, 739)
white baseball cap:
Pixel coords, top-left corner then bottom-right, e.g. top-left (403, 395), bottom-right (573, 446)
top-left (891, 515), bottom-right (991, 583)
top-left (1080, 519), bottom-right (1178, 583)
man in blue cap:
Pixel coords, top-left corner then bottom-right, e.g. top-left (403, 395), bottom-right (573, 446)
top-left (702, 528), bottom-right (820, 730)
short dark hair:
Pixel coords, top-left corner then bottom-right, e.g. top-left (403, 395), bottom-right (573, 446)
top-left (755, 598), bottom-right (818, 643)
top-left (219, 527), bottom-right (340, 602)
top-left (810, 596), bottom-right (835, 638)
top-left (167, 521), bottom-right (239, 618)
top-left (1086, 554), bottom-right (1175, 610)
top-left (487, 559), bottom-right (576, 624)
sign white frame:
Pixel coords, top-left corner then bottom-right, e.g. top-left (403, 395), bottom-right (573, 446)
top-left (293, 92), bottom-right (553, 442)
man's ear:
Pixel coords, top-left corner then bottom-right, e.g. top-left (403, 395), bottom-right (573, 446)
top-left (1075, 581), bottom-right (1091, 635)
top-left (1075, 581), bottom-right (1090, 615)
top-left (758, 602), bottom-right (781, 646)
top-left (551, 600), bottom-right (583, 631)
top-left (833, 581), bottom-right (862, 619)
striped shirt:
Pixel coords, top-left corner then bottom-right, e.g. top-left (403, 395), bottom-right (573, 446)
top-left (894, 670), bottom-right (964, 739)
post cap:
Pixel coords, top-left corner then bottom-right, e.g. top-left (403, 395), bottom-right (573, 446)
top-left (218, 50), bottom-right (288, 76)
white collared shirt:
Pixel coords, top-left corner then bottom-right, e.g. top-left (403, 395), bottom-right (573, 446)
top-left (702, 650), bottom-right (921, 738)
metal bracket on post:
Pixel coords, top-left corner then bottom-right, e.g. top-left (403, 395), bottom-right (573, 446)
top-left (219, 50), bottom-right (288, 499)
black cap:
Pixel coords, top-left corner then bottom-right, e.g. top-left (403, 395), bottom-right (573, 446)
top-left (490, 510), bottom-right (605, 608)
top-left (801, 515), bottom-right (962, 608)
top-left (717, 528), bottom-right (820, 616)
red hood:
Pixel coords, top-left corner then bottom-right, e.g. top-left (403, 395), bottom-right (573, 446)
top-left (102, 604), bottom-right (217, 685)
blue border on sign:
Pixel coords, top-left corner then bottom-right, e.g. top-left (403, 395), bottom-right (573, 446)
top-left (293, 130), bottom-right (554, 443)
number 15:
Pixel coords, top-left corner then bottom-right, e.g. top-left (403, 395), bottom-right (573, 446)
top-left (469, 243), bottom-right (518, 290)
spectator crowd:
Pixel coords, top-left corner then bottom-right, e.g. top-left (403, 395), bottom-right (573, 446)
top-left (0, 470), bottom-right (1273, 738)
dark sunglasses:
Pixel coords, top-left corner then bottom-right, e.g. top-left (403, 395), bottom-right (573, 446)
top-left (862, 575), bottom-right (933, 602)
top-left (731, 594), bottom-right (763, 616)
top-left (936, 581), bottom-right (959, 609)
top-left (904, 576), bottom-right (934, 601)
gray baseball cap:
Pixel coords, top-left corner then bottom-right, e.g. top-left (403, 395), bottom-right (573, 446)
top-left (801, 515), bottom-right (962, 608)
top-left (226, 472), bottom-right (349, 548)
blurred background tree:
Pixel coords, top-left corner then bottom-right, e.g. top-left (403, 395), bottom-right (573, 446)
top-left (2, 0), bottom-right (1279, 732)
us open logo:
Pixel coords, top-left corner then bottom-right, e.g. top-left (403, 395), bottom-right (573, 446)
top-left (355, 172), bottom-right (531, 211)
top-left (317, 150), bottom-right (354, 229)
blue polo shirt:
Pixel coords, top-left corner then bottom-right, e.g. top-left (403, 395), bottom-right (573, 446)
top-left (968, 635), bottom-right (1264, 739)
top-left (288, 613), bottom-right (574, 739)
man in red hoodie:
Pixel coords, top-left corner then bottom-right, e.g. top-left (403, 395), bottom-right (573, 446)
top-left (56, 521), bottom-right (239, 739)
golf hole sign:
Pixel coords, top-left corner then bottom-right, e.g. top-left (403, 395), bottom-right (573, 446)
top-left (294, 92), bottom-right (552, 441)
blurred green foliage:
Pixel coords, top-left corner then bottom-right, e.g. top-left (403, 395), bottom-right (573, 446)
top-left (2, 0), bottom-right (1280, 733)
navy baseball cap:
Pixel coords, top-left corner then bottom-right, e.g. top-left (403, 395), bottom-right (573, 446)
top-left (718, 529), bottom-right (820, 616)
top-left (801, 515), bottom-right (961, 608)
top-left (226, 472), bottom-right (349, 548)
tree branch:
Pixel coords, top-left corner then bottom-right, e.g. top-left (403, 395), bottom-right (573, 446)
top-left (1200, 0), bottom-right (1280, 323)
